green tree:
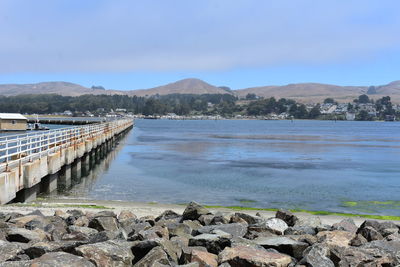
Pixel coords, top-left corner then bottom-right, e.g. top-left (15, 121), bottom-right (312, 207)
top-left (308, 105), bottom-right (321, 119)
top-left (358, 94), bottom-right (370, 104)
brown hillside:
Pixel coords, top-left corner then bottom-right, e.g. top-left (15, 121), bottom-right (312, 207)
top-left (128, 78), bottom-right (230, 96)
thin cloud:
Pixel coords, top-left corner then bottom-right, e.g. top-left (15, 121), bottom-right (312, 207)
top-left (0, 0), bottom-right (399, 72)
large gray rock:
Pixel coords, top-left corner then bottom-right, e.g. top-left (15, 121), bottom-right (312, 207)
top-left (300, 244), bottom-right (334, 267)
top-left (88, 216), bottom-right (119, 232)
top-left (189, 233), bottom-right (231, 254)
top-left (218, 245), bottom-right (292, 267)
top-left (333, 246), bottom-right (394, 266)
top-left (75, 240), bottom-right (134, 267)
top-left (255, 236), bottom-right (309, 259)
top-left (264, 218), bottom-right (288, 235)
top-left (357, 226), bottom-right (384, 242)
top-left (196, 223), bottom-right (247, 238)
top-left (167, 223), bottom-right (192, 238)
top-left (0, 240), bottom-right (23, 262)
top-left (182, 202), bottom-right (210, 221)
top-left (30, 252), bottom-right (95, 266)
top-left (332, 218), bottom-right (358, 233)
top-left (6, 228), bottom-right (46, 243)
top-left (295, 216), bottom-right (321, 228)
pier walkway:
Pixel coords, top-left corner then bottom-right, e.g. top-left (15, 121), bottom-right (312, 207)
top-left (0, 118), bottom-right (133, 204)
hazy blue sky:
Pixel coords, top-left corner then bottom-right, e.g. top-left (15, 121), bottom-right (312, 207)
top-left (0, 0), bottom-right (399, 89)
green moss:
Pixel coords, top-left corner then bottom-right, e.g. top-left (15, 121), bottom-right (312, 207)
top-left (203, 205), bottom-right (400, 221)
top-left (342, 201), bottom-right (358, 207)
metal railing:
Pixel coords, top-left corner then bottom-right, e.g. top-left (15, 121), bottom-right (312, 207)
top-left (0, 119), bottom-right (133, 166)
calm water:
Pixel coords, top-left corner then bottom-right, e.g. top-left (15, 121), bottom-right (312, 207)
top-left (53, 119), bottom-right (400, 215)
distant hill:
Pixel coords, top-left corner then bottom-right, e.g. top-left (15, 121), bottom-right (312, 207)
top-left (235, 81), bottom-right (400, 103)
top-left (1, 78), bottom-right (400, 103)
top-left (0, 82), bottom-right (124, 97)
top-left (127, 78), bottom-right (229, 96)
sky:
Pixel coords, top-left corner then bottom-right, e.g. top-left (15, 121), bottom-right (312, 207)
top-left (0, 0), bottom-right (400, 90)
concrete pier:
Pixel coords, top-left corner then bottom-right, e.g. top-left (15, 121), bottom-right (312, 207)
top-left (0, 118), bottom-right (133, 204)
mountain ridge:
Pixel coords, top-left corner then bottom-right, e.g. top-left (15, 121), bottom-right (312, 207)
top-left (1, 78), bottom-right (400, 103)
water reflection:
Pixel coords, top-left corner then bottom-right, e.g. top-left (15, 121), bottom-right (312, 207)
top-left (40, 130), bottom-right (130, 199)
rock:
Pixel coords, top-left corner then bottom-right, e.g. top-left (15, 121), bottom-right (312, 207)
top-left (295, 216), bottom-right (321, 228)
top-left (183, 220), bottom-right (203, 232)
top-left (123, 220), bottom-right (151, 237)
top-left (170, 236), bottom-right (189, 259)
top-left (61, 231), bottom-right (90, 242)
top-left (73, 216), bottom-right (89, 227)
top-left (198, 214), bottom-right (215, 226)
top-left (138, 216), bottom-right (156, 227)
top-left (349, 233), bottom-right (368, 247)
top-left (276, 209), bottom-right (298, 227)
top-left (54, 210), bottom-right (69, 219)
top-left (264, 218), bottom-right (288, 235)
top-left (209, 212), bottom-right (231, 225)
top-left (155, 210), bottom-right (181, 222)
top-left (332, 218), bottom-right (358, 233)
top-left (0, 261), bottom-right (32, 266)
top-left (357, 226), bottom-right (384, 241)
top-left (287, 234), bottom-right (317, 246)
top-left (316, 230), bottom-right (355, 248)
top-left (189, 233), bottom-right (231, 254)
top-left (67, 210), bottom-right (85, 217)
top-left (334, 246), bottom-right (393, 266)
top-left (361, 240), bottom-right (400, 265)
top-left (131, 240), bottom-right (159, 264)
top-left (88, 216), bottom-right (119, 232)
top-left (24, 241), bottom-right (66, 259)
top-left (30, 251), bottom-right (95, 266)
top-left (196, 223), bottom-right (247, 238)
top-left (182, 202), bottom-right (211, 221)
top-left (358, 219), bottom-right (398, 237)
top-left (168, 223), bottom-right (193, 238)
top-left (0, 240), bottom-right (23, 262)
top-left (6, 228), bottom-right (46, 243)
top-left (8, 215), bottom-right (43, 228)
top-left (229, 215), bottom-right (248, 225)
top-left (68, 225), bottom-right (99, 236)
top-left (232, 213), bottom-right (263, 225)
top-left (75, 240), bottom-right (134, 267)
top-left (118, 210), bottom-right (137, 221)
top-left (89, 231), bottom-right (120, 243)
top-left (181, 246), bottom-right (208, 264)
top-left (254, 236), bottom-right (309, 259)
top-left (218, 245), bottom-right (292, 267)
top-left (284, 225), bottom-right (316, 236)
top-left (191, 249), bottom-right (218, 267)
top-left (300, 244), bottom-right (334, 267)
top-left (133, 226), bottom-right (169, 241)
top-left (133, 246), bottom-right (170, 266)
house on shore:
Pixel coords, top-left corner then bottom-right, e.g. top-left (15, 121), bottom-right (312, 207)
top-left (0, 113), bottom-right (28, 131)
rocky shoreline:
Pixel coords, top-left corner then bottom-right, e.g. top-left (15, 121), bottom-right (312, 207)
top-left (0, 201), bottom-right (400, 266)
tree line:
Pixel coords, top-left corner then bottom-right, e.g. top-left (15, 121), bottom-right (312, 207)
top-left (0, 93), bottom-right (397, 120)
